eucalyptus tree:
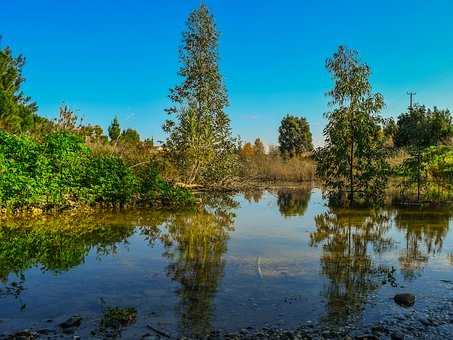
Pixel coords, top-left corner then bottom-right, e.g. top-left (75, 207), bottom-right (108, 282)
top-left (316, 46), bottom-right (389, 207)
top-left (278, 115), bottom-right (313, 158)
top-left (164, 5), bottom-right (237, 184)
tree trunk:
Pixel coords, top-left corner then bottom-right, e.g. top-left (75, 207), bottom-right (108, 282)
top-left (349, 139), bottom-right (354, 206)
top-left (349, 109), bottom-right (354, 207)
top-left (417, 147), bottom-right (421, 202)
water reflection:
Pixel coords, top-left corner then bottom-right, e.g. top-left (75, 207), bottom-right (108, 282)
top-left (276, 188), bottom-right (312, 217)
top-left (160, 192), bottom-right (236, 337)
top-left (0, 217), bottom-right (137, 279)
top-left (0, 194), bottom-right (237, 338)
top-left (243, 190), bottom-right (264, 203)
top-left (0, 190), bottom-right (451, 336)
top-left (311, 209), bottom-right (395, 322)
top-left (394, 210), bottom-right (451, 279)
top-left (311, 206), bottom-right (452, 323)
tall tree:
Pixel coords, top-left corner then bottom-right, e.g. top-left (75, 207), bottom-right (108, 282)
top-left (0, 40), bottom-right (37, 132)
top-left (316, 46), bottom-right (389, 207)
top-left (278, 115), bottom-right (313, 157)
top-left (108, 117), bottom-right (121, 143)
top-left (163, 5), bottom-right (237, 184)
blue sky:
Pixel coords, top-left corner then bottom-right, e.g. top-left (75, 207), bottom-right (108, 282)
top-left (1, 0), bottom-right (453, 146)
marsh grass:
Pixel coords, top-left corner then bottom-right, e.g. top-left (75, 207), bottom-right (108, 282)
top-left (240, 154), bottom-right (315, 182)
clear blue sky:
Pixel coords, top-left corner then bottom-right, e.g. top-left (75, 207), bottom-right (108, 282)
top-left (1, 0), bottom-right (453, 146)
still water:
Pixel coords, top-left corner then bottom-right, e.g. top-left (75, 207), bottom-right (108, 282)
top-left (0, 188), bottom-right (452, 338)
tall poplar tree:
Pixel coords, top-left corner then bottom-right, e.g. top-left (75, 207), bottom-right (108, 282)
top-left (164, 5), bottom-right (237, 184)
top-left (316, 46), bottom-right (389, 207)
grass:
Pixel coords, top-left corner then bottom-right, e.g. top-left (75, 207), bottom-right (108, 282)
top-left (240, 154), bottom-right (315, 182)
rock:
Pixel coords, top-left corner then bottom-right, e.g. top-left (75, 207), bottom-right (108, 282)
top-left (8, 330), bottom-right (37, 340)
top-left (59, 315), bottom-right (82, 329)
top-left (37, 329), bottom-right (54, 335)
top-left (394, 293), bottom-right (415, 307)
top-left (62, 328), bottom-right (76, 335)
top-left (391, 330), bottom-right (406, 339)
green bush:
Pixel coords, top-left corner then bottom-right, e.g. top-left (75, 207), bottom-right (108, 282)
top-left (81, 155), bottom-right (138, 205)
top-left (138, 163), bottom-right (196, 207)
top-left (0, 130), bottom-right (195, 211)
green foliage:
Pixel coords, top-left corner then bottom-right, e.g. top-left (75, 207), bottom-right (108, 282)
top-left (383, 117), bottom-right (397, 146)
top-left (0, 130), bottom-right (195, 211)
top-left (108, 117), bottom-right (121, 142)
top-left (426, 145), bottom-right (453, 181)
top-left (138, 163), bottom-right (196, 207)
top-left (278, 115), bottom-right (313, 157)
top-left (120, 128), bottom-right (140, 143)
top-left (316, 46), bottom-right (389, 207)
top-left (394, 105), bottom-right (453, 201)
top-left (0, 41), bottom-right (37, 132)
top-left (395, 105), bottom-right (452, 148)
top-left (163, 5), bottom-right (238, 184)
top-left (396, 145), bottom-right (453, 201)
top-left (82, 155), bottom-right (138, 205)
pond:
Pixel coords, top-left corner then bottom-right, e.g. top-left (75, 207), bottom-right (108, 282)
top-left (0, 188), bottom-right (452, 338)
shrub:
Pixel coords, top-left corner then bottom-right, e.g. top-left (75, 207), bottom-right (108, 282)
top-left (0, 130), bottom-right (195, 211)
top-left (81, 155), bottom-right (138, 206)
top-left (138, 163), bottom-right (196, 207)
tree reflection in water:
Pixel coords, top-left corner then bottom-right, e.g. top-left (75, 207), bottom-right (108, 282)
top-left (243, 190), bottom-right (264, 203)
top-left (277, 188), bottom-right (312, 217)
top-left (310, 209), bottom-right (394, 323)
top-left (0, 197), bottom-right (237, 337)
top-left (0, 212), bottom-right (163, 306)
top-left (161, 193), bottom-right (237, 338)
top-left (394, 209), bottom-right (451, 279)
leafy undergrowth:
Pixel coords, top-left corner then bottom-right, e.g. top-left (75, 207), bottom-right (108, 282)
top-left (0, 130), bottom-right (196, 213)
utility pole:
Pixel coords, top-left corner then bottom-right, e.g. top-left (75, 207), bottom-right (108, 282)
top-left (407, 91), bottom-right (416, 110)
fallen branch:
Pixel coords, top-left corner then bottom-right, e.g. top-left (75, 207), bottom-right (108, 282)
top-left (147, 324), bottom-right (171, 338)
